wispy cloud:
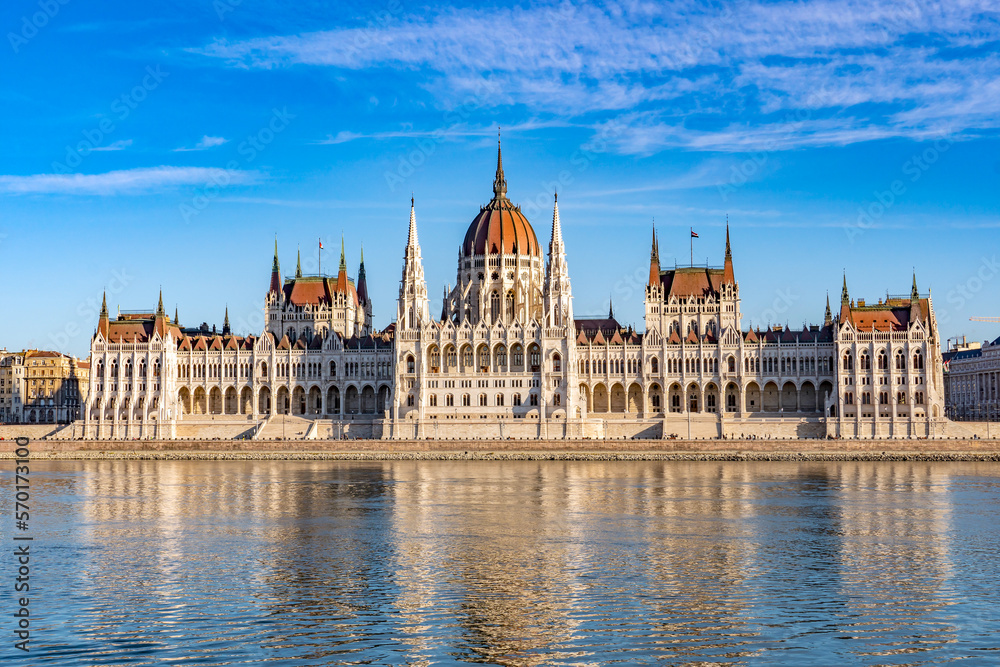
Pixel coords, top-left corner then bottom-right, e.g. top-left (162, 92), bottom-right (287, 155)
top-left (173, 135), bottom-right (228, 152)
top-left (90, 139), bottom-right (133, 152)
top-left (312, 120), bottom-right (571, 145)
top-left (0, 166), bottom-right (260, 195)
top-left (193, 0), bottom-right (1000, 153)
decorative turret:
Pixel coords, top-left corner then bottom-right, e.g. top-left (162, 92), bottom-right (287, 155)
top-left (356, 245), bottom-right (369, 306)
top-left (841, 273), bottom-right (850, 305)
top-left (269, 238), bottom-right (281, 295)
top-left (98, 291), bottom-right (109, 337)
top-left (543, 192), bottom-right (573, 327)
top-left (493, 129), bottom-right (507, 199)
top-left (295, 247), bottom-right (302, 278)
top-left (824, 293), bottom-right (832, 326)
top-left (223, 307), bottom-right (231, 335)
top-left (648, 223), bottom-right (660, 287)
top-left (608, 296), bottom-right (615, 320)
top-left (174, 306), bottom-right (179, 326)
top-left (911, 271), bottom-right (919, 301)
top-left (398, 196), bottom-right (430, 329)
top-left (156, 289), bottom-right (165, 317)
top-left (722, 221), bottom-right (735, 285)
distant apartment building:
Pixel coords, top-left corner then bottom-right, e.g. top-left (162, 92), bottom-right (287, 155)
top-left (0, 349), bottom-right (90, 424)
top-left (0, 350), bottom-right (26, 423)
top-left (943, 335), bottom-right (1000, 421)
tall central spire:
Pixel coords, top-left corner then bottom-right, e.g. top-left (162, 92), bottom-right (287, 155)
top-left (492, 129), bottom-right (507, 199)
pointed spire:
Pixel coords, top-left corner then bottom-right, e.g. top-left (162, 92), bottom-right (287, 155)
top-left (339, 235), bottom-right (347, 272)
top-left (100, 291), bottom-right (108, 319)
top-left (648, 221), bottom-right (661, 287)
top-left (911, 271), bottom-right (919, 301)
top-left (824, 292), bottom-right (832, 326)
top-left (223, 306), bottom-right (231, 335)
top-left (608, 296), bottom-right (615, 320)
top-left (407, 196), bottom-right (419, 250)
top-left (722, 219), bottom-right (735, 284)
top-left (156, 289), bottom-right (165, 317)
top-left (841, 272), bottom-right (850, 305)
top-left (296, 247), bottom-right (302, 278)
top-left (269, 237), bottom-right (282, 294)
top-left (174, 306), bottom-right (179, 325)
top-left (492, 129), bottom-right (507, 199)
top-left (356, 244), bottom-right (369, 306)
top-left (550, 192), bottom-right (563, 249)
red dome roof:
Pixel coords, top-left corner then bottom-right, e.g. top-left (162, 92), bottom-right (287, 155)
top-left (462, 139), bottom-right (542, 258)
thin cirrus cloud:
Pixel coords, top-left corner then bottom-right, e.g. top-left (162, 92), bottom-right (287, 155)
top-left (193, 0), bottom-right (1000, 154)
top-left (0, 166), bottom-right (259, 195)
top-left (173, 135), bottom-right (229, 152)
top-left (89, 139), bottom-right (133, 152)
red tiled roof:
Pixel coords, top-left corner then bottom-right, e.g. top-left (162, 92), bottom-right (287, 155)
top-left (842, 298), bottom-right (928, 332)
top-left (657, 267), bottom-right (724, 299)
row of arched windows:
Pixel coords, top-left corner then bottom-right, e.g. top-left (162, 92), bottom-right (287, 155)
top-left (844, 350), bottom-right (924, 371)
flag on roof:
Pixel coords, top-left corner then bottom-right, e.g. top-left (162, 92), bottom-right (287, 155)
top-left (690, 230), bottom-right (699, 238)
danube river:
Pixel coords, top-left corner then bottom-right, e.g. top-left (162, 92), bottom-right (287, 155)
top-left (4, 460), bottom-right (1000, 665)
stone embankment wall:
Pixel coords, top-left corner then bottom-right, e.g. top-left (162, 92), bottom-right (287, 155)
top-left (4, 437), bottom-right (1000, 460)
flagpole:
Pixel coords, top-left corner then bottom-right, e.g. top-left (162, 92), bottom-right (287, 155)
top-left (690, 227), bottom-right (693, 266)
top-left (318, 237), bottom-right (322, 276)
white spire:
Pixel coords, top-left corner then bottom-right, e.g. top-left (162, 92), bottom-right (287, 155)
top-left (407, 195), bottom-right (419, 252)
top-left (550, 190), bottom-right (563, 251)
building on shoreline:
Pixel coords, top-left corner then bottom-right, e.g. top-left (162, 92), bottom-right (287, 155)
top-left (79, 140), bottom-right (950, 440)
top-left (943, 335), bottom-right (1000, 421)
top-left (0, 348), bottom-right (89, 424)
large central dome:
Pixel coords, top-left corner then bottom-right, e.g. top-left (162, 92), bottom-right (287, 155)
top-left (461, 140), bottom-right (541, 258)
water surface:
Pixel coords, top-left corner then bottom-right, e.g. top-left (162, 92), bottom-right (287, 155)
top-left (3, 460), bottom-right (1000, 665)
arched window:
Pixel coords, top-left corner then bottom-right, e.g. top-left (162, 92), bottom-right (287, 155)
top-left (554, 393), bottom-right (561, 406)
top-left (429, 346), bottom-right (440, 371)
top-left (462, 394), bottom-right (471, 407)
top-left (877, 352), bottom-right (887, 370)
top-left (860, 353), bottom-right (870, 370)
top-left (651, 358), bottom-right (659, 373)
top-left (553, 354), bottom-right (561, 373)
top-left (406, 355), bottom-right (415, 374)
top-left (329, 361), bottom-right (337, 377)
top-left (496, 393), bottom-right (504, 407)
top-left (513, 393), bottom-right (521, 406)
top-left (843, 352), bottom-right (853, 371)
top-left (913, 351), bottom-right (924, 370)
top-left (895, 351), bottom-right (905, 370)
top-left (479, 393), bottom-right (488, 407)
top-left (446, 394), bottom-right (454, 407)
top-left (505, 291), bottom-right (515, 322)
top-left (490, 291), bottom-right (501, 323)
top-left (446, 347), bottom-right (457, 367)
top-left (462, 346), bottom-right (473, 368)
top-left (429, 394), bottom-right (437, 407)
top-left (727, 356), bottom-right (735, 373)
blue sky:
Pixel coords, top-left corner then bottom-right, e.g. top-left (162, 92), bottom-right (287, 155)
top-left (1, 0), bottom-right (998, 358)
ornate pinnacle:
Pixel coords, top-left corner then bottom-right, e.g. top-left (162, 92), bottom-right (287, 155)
top-left (492, 130), bottom-right (507, 199)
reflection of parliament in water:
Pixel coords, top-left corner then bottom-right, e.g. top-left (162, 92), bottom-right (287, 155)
top-left (82, 139), bottom-right (949, 440)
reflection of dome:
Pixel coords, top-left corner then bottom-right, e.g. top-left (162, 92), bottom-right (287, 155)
top-left (461, 141), bottom-right (541, 258)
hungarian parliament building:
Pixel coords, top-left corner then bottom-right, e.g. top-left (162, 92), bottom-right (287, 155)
top-left (80, 141), bottom-right (948, 440)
